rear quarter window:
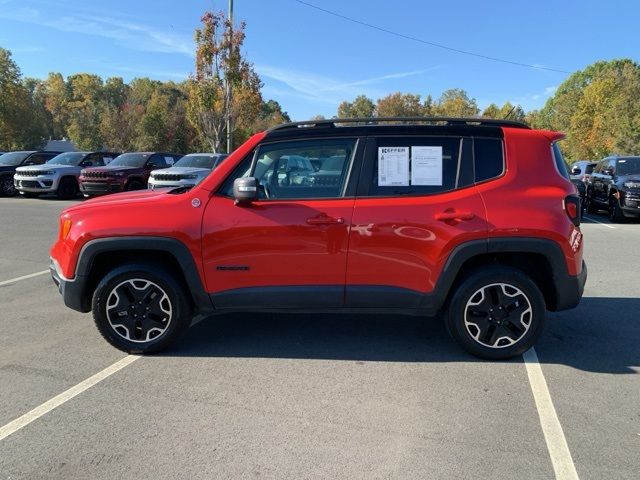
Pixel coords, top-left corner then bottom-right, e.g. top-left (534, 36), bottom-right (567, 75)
top-left (552, 143), bottom-right (570, 180)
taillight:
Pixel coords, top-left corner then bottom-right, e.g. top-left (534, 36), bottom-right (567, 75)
top-left (564, 195), bottom-right (581, 226)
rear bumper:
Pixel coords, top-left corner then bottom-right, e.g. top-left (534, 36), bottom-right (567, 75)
top-left (50, 258), bottom-right (90, 313)
top-left (553, 260), bottom-right (587, 311)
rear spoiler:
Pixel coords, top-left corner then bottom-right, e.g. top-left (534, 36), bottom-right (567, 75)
top-left (540, 130), bottom-right (566, 142)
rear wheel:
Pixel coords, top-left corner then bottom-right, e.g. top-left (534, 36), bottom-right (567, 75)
top-left (609, 196), bottom-right (626, 223)
top-left (56, 177), bottom-right (78, 199)
top-left (92, 264), bottom-right (192, 353)
top-left (0, 175), bottom-right (17, 196)
top-left (446, 266), bottom-right (546, 360)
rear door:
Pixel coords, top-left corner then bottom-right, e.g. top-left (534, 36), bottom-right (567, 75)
top-left (346, 135), bottom-right (488, 309)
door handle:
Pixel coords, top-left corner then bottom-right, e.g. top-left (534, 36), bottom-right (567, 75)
top-left (306, 214), bottom-right (345, 225)
top-left (435, 210), bottom-right (475, 222)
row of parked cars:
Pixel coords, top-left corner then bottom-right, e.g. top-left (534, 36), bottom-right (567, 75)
top-left (570, 155), bottom-right (640, 222)
top-left (0, 150), bottom-right (228, 199)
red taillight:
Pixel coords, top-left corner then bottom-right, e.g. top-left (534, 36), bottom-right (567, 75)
top-left (564, 195), bottom-right (581, 226)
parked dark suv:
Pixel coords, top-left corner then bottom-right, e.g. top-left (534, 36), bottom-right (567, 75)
top-left (586, 156), bottom-right (640, 222)
top-left (79, 152), bottom-right (183, 197)
top-left (0, 151), bottom-right (61, 196)
top-left (51, 118), bottom-right (586, 360)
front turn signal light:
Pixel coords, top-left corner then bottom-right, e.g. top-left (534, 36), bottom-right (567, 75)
top-left (61, 219), bottom-right (73, 239)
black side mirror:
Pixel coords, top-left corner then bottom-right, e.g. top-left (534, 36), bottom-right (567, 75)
top-left (233, 177), bottom-right (258, 205)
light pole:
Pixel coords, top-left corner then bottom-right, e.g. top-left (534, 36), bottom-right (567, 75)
top-left (226, 0), bottom-right (233, 154)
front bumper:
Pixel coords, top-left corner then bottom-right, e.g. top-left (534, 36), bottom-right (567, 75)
top-left (620, 191), bottom-right (640, 216)
top-left (50, 258), bottom-right (90, 313)
top-left (14, 175), bottom-right (58, 193)
top-left (79, 179), bottom-right (123, 196)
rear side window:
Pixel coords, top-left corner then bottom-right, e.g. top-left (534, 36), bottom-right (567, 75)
top-left (474, 138), bottom-right (504, 182)
top-left (552, 143), bottom-right (570, 180)
top-left (369, 137), bottom-right (462, 196)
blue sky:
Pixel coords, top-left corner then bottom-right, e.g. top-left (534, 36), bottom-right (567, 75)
top-left (1, 0), bottom-right (638, 120)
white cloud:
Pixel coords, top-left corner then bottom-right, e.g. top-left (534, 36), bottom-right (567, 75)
top-left (0, 7), bottom-right (193, 56)
top-left (256, 64), bottom-right (439, 104)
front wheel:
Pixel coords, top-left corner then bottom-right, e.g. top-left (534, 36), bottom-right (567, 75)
top-left (0, 175), bottom-right (17, 196)
top-left (92, 264), bottom-right (192, 353)
top-left (126, 179), bottom-right (144, 191)
top-left (609, 197), bottom-right (626, 223)
top-left (446, 266), bottom-right (546, 360)
top-left (57, 177), bottom-right (78, 199)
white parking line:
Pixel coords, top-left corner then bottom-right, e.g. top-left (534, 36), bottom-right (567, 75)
top-left (523, 347), bottom-right (580, 480)
top-left (582, 215), bottom-right (615, 229)
top-left (0, 355), bottom-right (140, 442)
top-left (0, 270), bottom-right (49, 287)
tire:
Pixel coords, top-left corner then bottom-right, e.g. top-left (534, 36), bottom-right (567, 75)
top-left (585, 192), bottom-right (599, 214)
top-left (21, 192), bottom-right (40, 198)
top-left (608, 196), bottom-right (626, 223)
top-left (446, 266), bottom-right (546, 360)
top-left (126, 179), bottom-right (144, 191)
top-left (0, 175), bottom-right (17, 196)
top-left (56, 177), bottom-right (78, 200)
top-left (92, 264), bottom-right (193, 353)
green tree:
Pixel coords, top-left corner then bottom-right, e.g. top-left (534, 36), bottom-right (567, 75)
top-left (187, 11), bottom-right (262, 152)
top-left (0, 48), bottom-right (46, 149)
top-left (338, 95), bottom-right (375, 118)
top-left (434, 89), bottom-right (479, 117)
top-left (375, 92), bottom-right (426, 117)
top-left (534, 59), bottom-right (640, 160)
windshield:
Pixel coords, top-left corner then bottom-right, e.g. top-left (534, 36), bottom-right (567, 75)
top-left (0, 151), bottom-right (34, 166)
top-left (47, 152), bottom-right (89, 166)
top-left (173, 154), bottom-right (218, 169)
top-left (108, 153), bottom-right (150, 168)
top-left (617, 157), bottom-right (640, 176)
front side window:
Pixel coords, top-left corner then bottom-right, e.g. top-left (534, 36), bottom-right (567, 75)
top-left (251, 138), bottom-right (356, 199)
top-left (369, 137), bottom-right (462, 196)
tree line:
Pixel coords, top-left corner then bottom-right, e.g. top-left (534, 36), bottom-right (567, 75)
top-left (1, 9), bottom-right (639, 162)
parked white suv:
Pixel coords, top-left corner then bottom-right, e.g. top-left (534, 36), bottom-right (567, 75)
top-left (14, 151), bottom-right (118, 199)
top-left (148, 153), bottom-right (228, 190)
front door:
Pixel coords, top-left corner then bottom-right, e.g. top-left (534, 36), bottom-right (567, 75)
top-left (202, 137), bottom-right (362, 309)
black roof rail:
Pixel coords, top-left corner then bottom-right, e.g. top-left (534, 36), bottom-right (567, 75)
top-left (268, 117), bottom-right (531, 131)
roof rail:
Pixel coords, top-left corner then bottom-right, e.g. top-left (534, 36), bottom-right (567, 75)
top-left (268, 117), bottom-right (530, 132)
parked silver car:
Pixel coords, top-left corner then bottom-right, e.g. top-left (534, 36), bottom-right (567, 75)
top-left (148, 153), bottom-right (228, 190)
top-left (14, 151), bottom-right (119, 199)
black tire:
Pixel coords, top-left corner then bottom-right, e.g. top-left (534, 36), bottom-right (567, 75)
top-left (0, 175), bottom-right (17, 196)
top-left (126, 179), bottom-right (144, 191)
top-left (92, 264), bottom-right (193, 353)
top-left (608, 196), bottom-right (626, 223)
top-left (56, 177), bottom-right (78, 200)
top-left (446, 266), bottom-right (546, 360)
top-left (21, 192), bottom-right (40, 198)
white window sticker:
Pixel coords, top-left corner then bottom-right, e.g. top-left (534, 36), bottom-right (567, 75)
top-left (164, 156), bottom-right (175, 165)
top-left (378, 147), bottom-right (409, 186)
top-left (411, 146), bottom-right (443, 186)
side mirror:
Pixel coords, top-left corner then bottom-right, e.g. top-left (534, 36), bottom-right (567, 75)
top-left (571, 166), bottom-right (581, 175)
top-left (603, 168), bottom-right (614, 176)
top-left (233, 177), bottom-right (258, 205)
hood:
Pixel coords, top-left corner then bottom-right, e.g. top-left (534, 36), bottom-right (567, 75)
top-left (16, 164), bottom-right (77, 173)
top-left (82, 165), bottom-right (145, 175)
top-left (64, 189), bottom-right (170, 213)
top-left (0, 164), bottom-right (17, 173)
top-left (151, 167), bottom-right (210, 176)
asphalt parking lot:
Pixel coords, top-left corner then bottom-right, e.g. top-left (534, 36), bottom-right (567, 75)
top-left (0, 196), bottom-right (638, 480)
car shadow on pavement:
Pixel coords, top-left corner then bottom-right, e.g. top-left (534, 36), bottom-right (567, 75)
top-left (167, 297), bottom-right (639, 374)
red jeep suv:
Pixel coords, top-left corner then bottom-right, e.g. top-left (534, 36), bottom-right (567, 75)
top-left (50, 118), bottom-right (586, 359)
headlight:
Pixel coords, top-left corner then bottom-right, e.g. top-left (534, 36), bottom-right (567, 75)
top-left (183, 174), bottom-right (199, 179)
top-left (623, 181), bottom-right (640, 189)
top-left (111, 172), bottom-right (125, 177)
top-left (41, 171), bottom-right (55, 176)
